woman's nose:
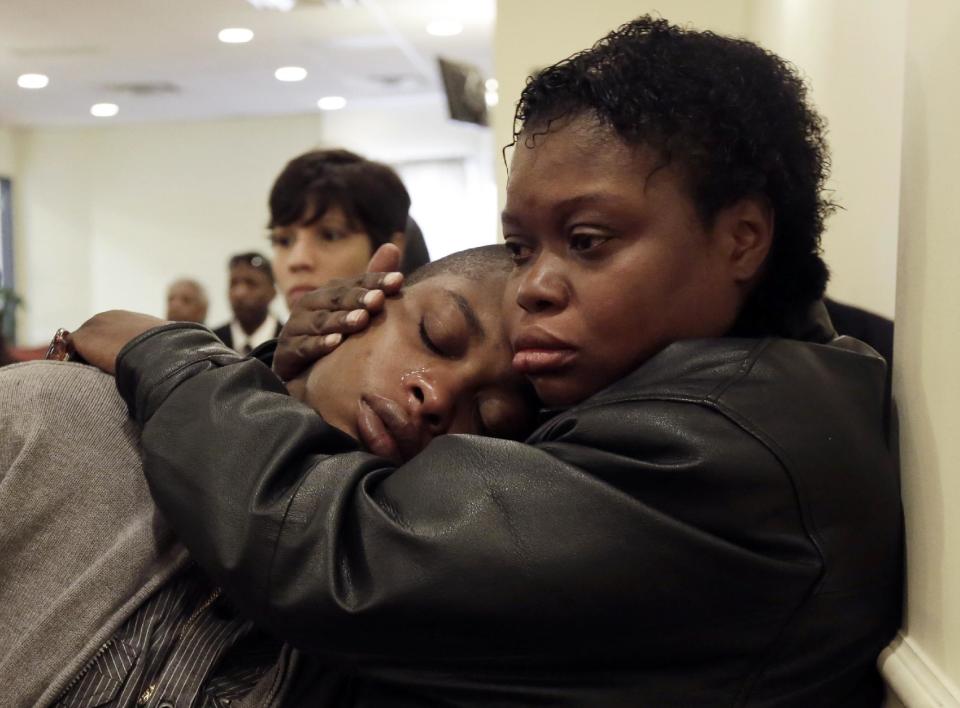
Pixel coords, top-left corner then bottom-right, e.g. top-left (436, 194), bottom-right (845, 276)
top-left (515, 253), bottom-right (569, 314)
top-left (286, 233), bottom-right (316, 272)
top-left (404, 373), bottom-right (456, 437)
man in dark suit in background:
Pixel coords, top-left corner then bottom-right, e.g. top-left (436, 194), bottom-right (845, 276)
top-left (212, 252), bottom-right (282, 354)
top-left (165, 277), bottom-right (208, 325)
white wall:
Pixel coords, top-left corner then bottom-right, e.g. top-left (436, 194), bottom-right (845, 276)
top-left (748, 0), bottom-right (905, 318)
top-left (320, 96), bottom-right (499, 259)
top-left (10, 99), bottom-right (496, 345)
top-left (14, 128), bottom-right (97, 340)
top-left (14, 114), bottom-right (324, 343)
top-left (878, 0), bottom-right (960, 704)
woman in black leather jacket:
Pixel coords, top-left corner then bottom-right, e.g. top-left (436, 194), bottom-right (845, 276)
top-left (74, 16), bottom-right (901, 707)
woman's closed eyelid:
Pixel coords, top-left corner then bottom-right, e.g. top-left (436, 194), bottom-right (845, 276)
top-left (429, 317), bottom-right (469, 360)
top-left (421, 312), bottom-right (464, 358)
top-left (419, 316), bottom-right (445, 356)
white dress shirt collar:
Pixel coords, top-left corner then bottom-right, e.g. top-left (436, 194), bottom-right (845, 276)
top-left (229, 313), bottom-right (278, 354)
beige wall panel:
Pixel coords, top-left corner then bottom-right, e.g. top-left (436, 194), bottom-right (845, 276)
top-left (749, 0), bottom-right (906, 318)
top-left (0, 126), bottom-right (15, 178)
top-left (882, 0), bottom-right (960, 703)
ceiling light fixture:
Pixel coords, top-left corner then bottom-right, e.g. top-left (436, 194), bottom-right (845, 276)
top-left (218, 28), bottom-right (254, 44)
top-left (90, 103), bottom-right (119, 117)
top-left (17, 73), bottom-right (49, 89)
top-left (275, 66), bottom-right (308, 82)
top-left (317, 95), bottom-right (347, 110)
top-left (485, 78), bottom-right (498, 92)
top-left (426, 19), bottom-right (463, 37)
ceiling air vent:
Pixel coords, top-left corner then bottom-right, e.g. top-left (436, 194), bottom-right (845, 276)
top-left (13, 45), bottom-right (100, 58)
top-left (103, 81), bottom-right (181, 96)
top-left (365, 73), bottom-right (425, 90)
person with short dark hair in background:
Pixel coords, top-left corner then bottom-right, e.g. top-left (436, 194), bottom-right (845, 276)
top-left (212, 253), bottom-right (281, 354)
top-left (268, 149), bottom-right (429, 309)
top-left (165, 277), bottom-right (208, 324)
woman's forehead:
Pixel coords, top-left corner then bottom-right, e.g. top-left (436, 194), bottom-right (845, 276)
top-left (408, 273), bottom-right (505, 321)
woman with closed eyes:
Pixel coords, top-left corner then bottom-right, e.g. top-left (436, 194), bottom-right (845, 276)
top-left (0, 246), bottom-right (533, 706)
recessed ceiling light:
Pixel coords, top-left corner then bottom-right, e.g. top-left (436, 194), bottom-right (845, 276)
top-left (426, 19), bottom-right (463, 37)
top-left (317, 96), bottom-right (347, 111)
top-left (90, 103), bottom-right (119, 118)
top-left (275, 66), bottom-right (308, 82)
top-left (17, 73), bottom-right (49, 89)
top-left (218, 27), bottom-right (254, 44)
top-left (485, 78), bottom-right (498, 92)
top-left (485, 90), bottom-right (499, 107)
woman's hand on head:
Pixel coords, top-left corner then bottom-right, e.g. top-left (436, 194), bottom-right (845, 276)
top-left (273, 243), bottom-right (405, 382)
top-left (71, 310), bottom-right (168, 375)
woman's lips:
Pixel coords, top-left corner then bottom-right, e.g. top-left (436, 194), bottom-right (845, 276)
top-left (356, 394), bottom-right (421, 462)
top-left (512, 329), bottom-right (578, 375)
top-left (512, 348), bottom-right (578, 375)
top-left (357, 399), bottom-right (401, 461)
top-left (286, 286), bottom-right (316, 305)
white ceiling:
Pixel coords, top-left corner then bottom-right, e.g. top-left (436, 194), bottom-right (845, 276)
top-left (0, 0), bottom-right (495, 127)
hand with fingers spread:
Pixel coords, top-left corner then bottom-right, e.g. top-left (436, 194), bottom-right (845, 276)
top-left (273, 244), bottom-right (405, 382)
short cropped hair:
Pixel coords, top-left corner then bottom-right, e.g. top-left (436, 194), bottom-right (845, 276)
top-left (167, 278), bottom-right (208, 306)
top-left (406, 245), bottom-right (511, 287)
top-left (229, 252), bottom-right (274, 284)
top-left (269, 149), bottom-right (411, 256)
top-left (513, 16), bottom-right (832, 334)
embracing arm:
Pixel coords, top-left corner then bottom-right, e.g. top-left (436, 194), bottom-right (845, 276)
top-left (116, 324), bottom-right (819, 666)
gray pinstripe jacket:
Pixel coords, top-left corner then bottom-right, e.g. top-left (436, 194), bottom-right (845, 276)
top-left (0, 361), bottom-right (298, 707)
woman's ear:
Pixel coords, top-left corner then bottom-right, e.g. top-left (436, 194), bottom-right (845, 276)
top-left (718, 196), bottom-right (774, 285)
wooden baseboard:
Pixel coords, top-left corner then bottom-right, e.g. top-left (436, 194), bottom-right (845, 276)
top-left (879, 633), bottom-right (960, 707)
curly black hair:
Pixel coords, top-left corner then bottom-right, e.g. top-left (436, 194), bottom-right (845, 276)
top-left (512, 16), bottom-right (833, 335)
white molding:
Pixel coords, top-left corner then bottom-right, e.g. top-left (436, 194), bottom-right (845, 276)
top-left (879, 633), bottom-right (960, 707)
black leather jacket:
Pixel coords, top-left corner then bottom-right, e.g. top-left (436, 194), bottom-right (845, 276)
top-left (115, 305), bottom-right (901, 707)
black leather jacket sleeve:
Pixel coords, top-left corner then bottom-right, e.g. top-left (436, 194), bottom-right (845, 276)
top-left (116, 324), bottom-right (819, 667)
